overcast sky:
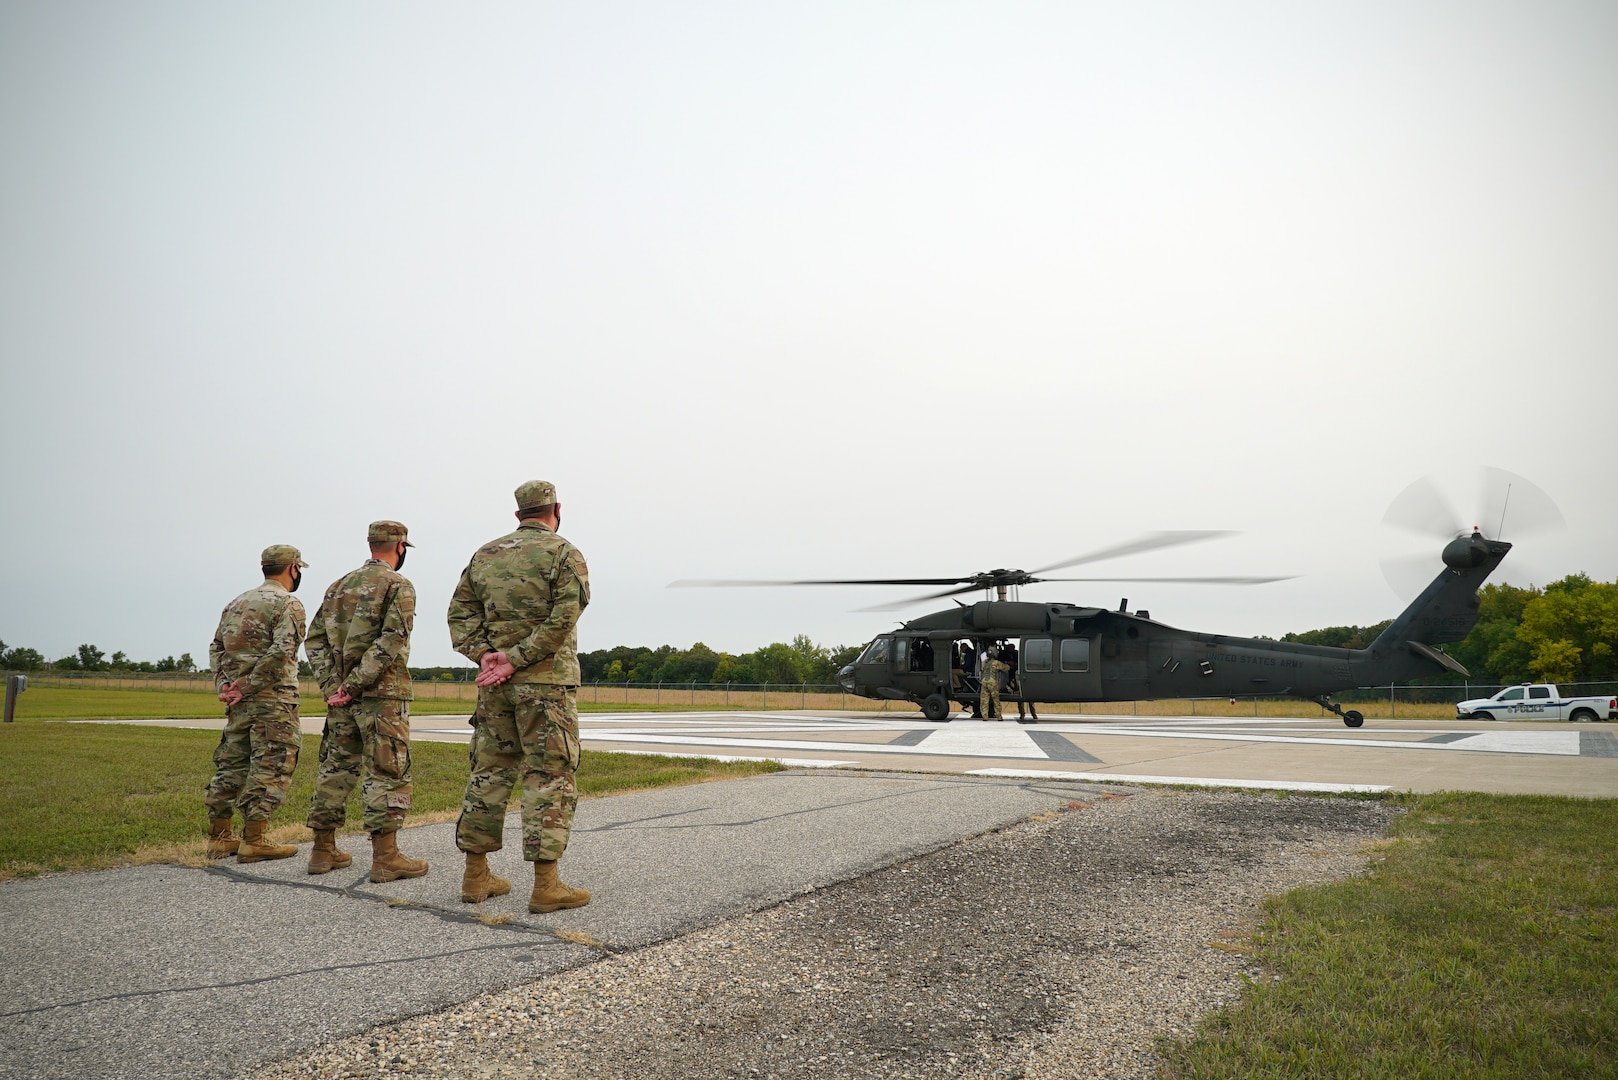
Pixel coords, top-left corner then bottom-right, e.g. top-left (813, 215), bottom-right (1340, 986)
top-left (2, 1), bottom-right (1614, 670)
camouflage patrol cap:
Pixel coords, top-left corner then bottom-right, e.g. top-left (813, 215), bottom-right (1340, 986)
top-left (260, 544), bottom-right (309, 568)
top-left (514, 480), bottom-right (558, 512)
top-left (367, 520), bottom-right (414, 546)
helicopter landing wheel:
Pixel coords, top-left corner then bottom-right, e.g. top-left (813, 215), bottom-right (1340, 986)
top-left (1343, 710), bottom-right (1364, 728)
top-left (922, 694), bottom-right (951, 722)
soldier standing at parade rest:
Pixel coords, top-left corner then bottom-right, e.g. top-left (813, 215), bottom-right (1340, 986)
top-left (448, 481), bottom-right (592, 913)
top-left (204, 545), bottom-right (309, 862)
top-left (303, 521), bottom-right (428, 882)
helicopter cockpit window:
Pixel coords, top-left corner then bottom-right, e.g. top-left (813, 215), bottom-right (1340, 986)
top-left (1023, 638), bottom-right (1052, 672)
top-left (859, 637), bottom-right (890, 665)
top-left (1060, 637), bottom-right (1090, 672)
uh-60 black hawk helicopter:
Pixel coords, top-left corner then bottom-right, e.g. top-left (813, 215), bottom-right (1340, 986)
top-left (677, 523), bottom-right (1518, 729)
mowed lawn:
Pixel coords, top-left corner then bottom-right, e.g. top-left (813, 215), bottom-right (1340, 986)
top-left (8, 684), bottom-right (741, 720)
top-left (1161, 791), bottom-right (1618, 1080)
top-left (0, 719), bottom-right (779, 878)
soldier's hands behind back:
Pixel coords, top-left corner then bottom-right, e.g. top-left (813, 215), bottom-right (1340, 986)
top-left (476, 652), bottom-right (515, 687)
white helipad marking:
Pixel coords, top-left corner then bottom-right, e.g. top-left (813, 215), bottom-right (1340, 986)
top-left (971, 768), bottom-right (1390, 793)
top-left (900, 718), bottom-right (1045, 758)
top-left (1451, 731), bottom-right (1580, 756)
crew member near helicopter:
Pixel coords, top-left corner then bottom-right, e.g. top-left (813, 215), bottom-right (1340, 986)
top-left (979, 642), bottom-right (1009, 721)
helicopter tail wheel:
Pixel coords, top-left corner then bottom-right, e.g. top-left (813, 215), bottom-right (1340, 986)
top-left (922, 694), bottom-right (952, 722)
top-left (1343, 710), bottom-right (1365, 728)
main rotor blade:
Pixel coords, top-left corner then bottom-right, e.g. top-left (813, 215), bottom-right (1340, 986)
top-left (1030, 531), bottom-right (1235, 575)
top-left (1037, 575), bottom-right (1296, 585)
top-left (856, 583), bottom-right (986, 612)
top-left (669, 577), bottom-right (971, 588)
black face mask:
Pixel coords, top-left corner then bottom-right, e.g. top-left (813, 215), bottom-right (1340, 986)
top-left (394, 547), bottom-right (407, 571)
top-left (289, 569), bottom-right (302, 593)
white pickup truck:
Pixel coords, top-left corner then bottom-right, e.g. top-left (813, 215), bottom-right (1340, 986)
top-left (1456, 684), bottom-right (1618, 722)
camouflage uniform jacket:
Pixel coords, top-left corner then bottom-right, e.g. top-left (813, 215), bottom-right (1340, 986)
top-left (447, 521), bottom-right (589, 684)
top-left (305, 559), bottom-right (415, 701)
top-left (210, 581), bottom-right (307, 704)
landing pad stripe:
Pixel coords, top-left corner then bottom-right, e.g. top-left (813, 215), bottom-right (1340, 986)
top-left (1026, 731), bottom-right (1103, 763)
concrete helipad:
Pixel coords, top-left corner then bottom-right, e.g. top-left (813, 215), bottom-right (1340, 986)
top-left (98, 708), bottom-right (1618, 797)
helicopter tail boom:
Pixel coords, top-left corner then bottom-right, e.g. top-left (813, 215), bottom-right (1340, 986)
top-left (1360, 531), bottom-right (1510, 679)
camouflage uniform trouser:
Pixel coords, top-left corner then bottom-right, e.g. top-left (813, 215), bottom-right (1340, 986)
top-left (456, 682), bottom-right (580, 862)
top-left (306, 698), bottom-right (413, 835)
top-left (980, 676), bottom-right (1002, 719)
top-left (204, 700), bottom-right (301, 822)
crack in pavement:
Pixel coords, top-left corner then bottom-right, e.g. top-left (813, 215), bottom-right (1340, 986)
top-left (0, 938), bottom-right (580, 1019)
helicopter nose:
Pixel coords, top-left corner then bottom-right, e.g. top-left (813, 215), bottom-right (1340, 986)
top-left (836, 664), bottom-right (856, 693)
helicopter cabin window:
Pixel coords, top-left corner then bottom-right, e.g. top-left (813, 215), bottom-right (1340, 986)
top-left (1060, 637), bottom-right (1090, 673)
top-left (1528, 686), bottom-right (1551, 700)
top-left (1023, 638), bottom-right (1052, 672)
top-left (894, 637), bottom-right (908, 669)
top-left (908, 637), bottom-right (935, 672)
top-left (859, 637), bottom-right (890, 665)
top-left (1499, 687), bottom-right (1523, 702)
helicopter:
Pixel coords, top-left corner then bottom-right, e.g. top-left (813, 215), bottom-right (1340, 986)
top-left (673, 522), bottom-right (1519, 728)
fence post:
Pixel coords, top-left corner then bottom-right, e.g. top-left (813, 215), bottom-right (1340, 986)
top-left (726, 682), bottom-right (730, 707)
top-left (762, 683), bottom-right (768, 709)
top-left (1391, 683), bottom-right (1396, 719)
top-left (801, 682), bottom-right (806, 708)
top-left (656, 681), bottom-right (661, 706)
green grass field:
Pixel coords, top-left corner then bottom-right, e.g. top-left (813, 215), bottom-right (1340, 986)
top-left (6, 685), bottom-right (746, 720)
top-left (1159, 791), bottom-right (1618, 1079)
top-left (0, 720), bottom-right (779, 878)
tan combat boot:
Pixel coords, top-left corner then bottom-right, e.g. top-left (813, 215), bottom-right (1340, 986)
top-left (307, 830), bottom-right (353, 875)
top-left (237, 819), bottom-right (297, 863)
top-left (461, 852), bottom-right (512, 903)
top-left (369, 830), bottom-right (428, 883)
top-left (529, 859), bottom-right (590, 913)
top-left (206, 816), bottom-right (239, 860)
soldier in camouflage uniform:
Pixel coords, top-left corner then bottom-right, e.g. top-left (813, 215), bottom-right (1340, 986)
top-left (979, 642), bottom-right (1009, 721)
top-left (205, 544), bottom-right (309, 862)
top-left (303, 521), bottom-right (428, 882)
top-left (448, 480), bottom-right (591, 913)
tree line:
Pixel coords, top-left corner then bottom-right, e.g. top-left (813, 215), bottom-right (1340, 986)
top-left (6, 571), bottom-right (1612, 686)
top-left (0, 640), bottom-right (197, 674)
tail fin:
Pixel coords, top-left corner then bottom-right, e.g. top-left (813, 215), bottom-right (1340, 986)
top-left (1370, 532), bottom-right (1510, 653)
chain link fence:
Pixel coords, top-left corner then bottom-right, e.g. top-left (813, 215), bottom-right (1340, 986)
top-left (9, 671), bottom-right (1616, 720)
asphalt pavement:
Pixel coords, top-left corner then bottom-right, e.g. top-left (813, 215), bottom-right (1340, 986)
top-left (0, 770), bottom-right (1117, 1080)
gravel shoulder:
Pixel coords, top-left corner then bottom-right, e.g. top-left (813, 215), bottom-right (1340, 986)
top-left (250, 790), bottom-right (1395, 1080)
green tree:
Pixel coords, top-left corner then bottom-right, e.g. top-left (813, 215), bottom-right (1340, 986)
top-left (77, 644), bottom-right (107, 671)
top-left (656, 643), bottom-right (721, 684)
top-left (2, 646), bottom-right (45, 671)
top-left (177, 653), bottom-right (196, 673)
top-left (1517, 575), bottom-right (1618, 683)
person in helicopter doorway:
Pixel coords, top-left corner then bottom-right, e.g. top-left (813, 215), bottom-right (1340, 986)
top-left (955, 641), bottom-right (979, 716)
top-left (979, 641), bottom-right (1009, 721)
top-left (1001, 642), bottom-right (1037, 721)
